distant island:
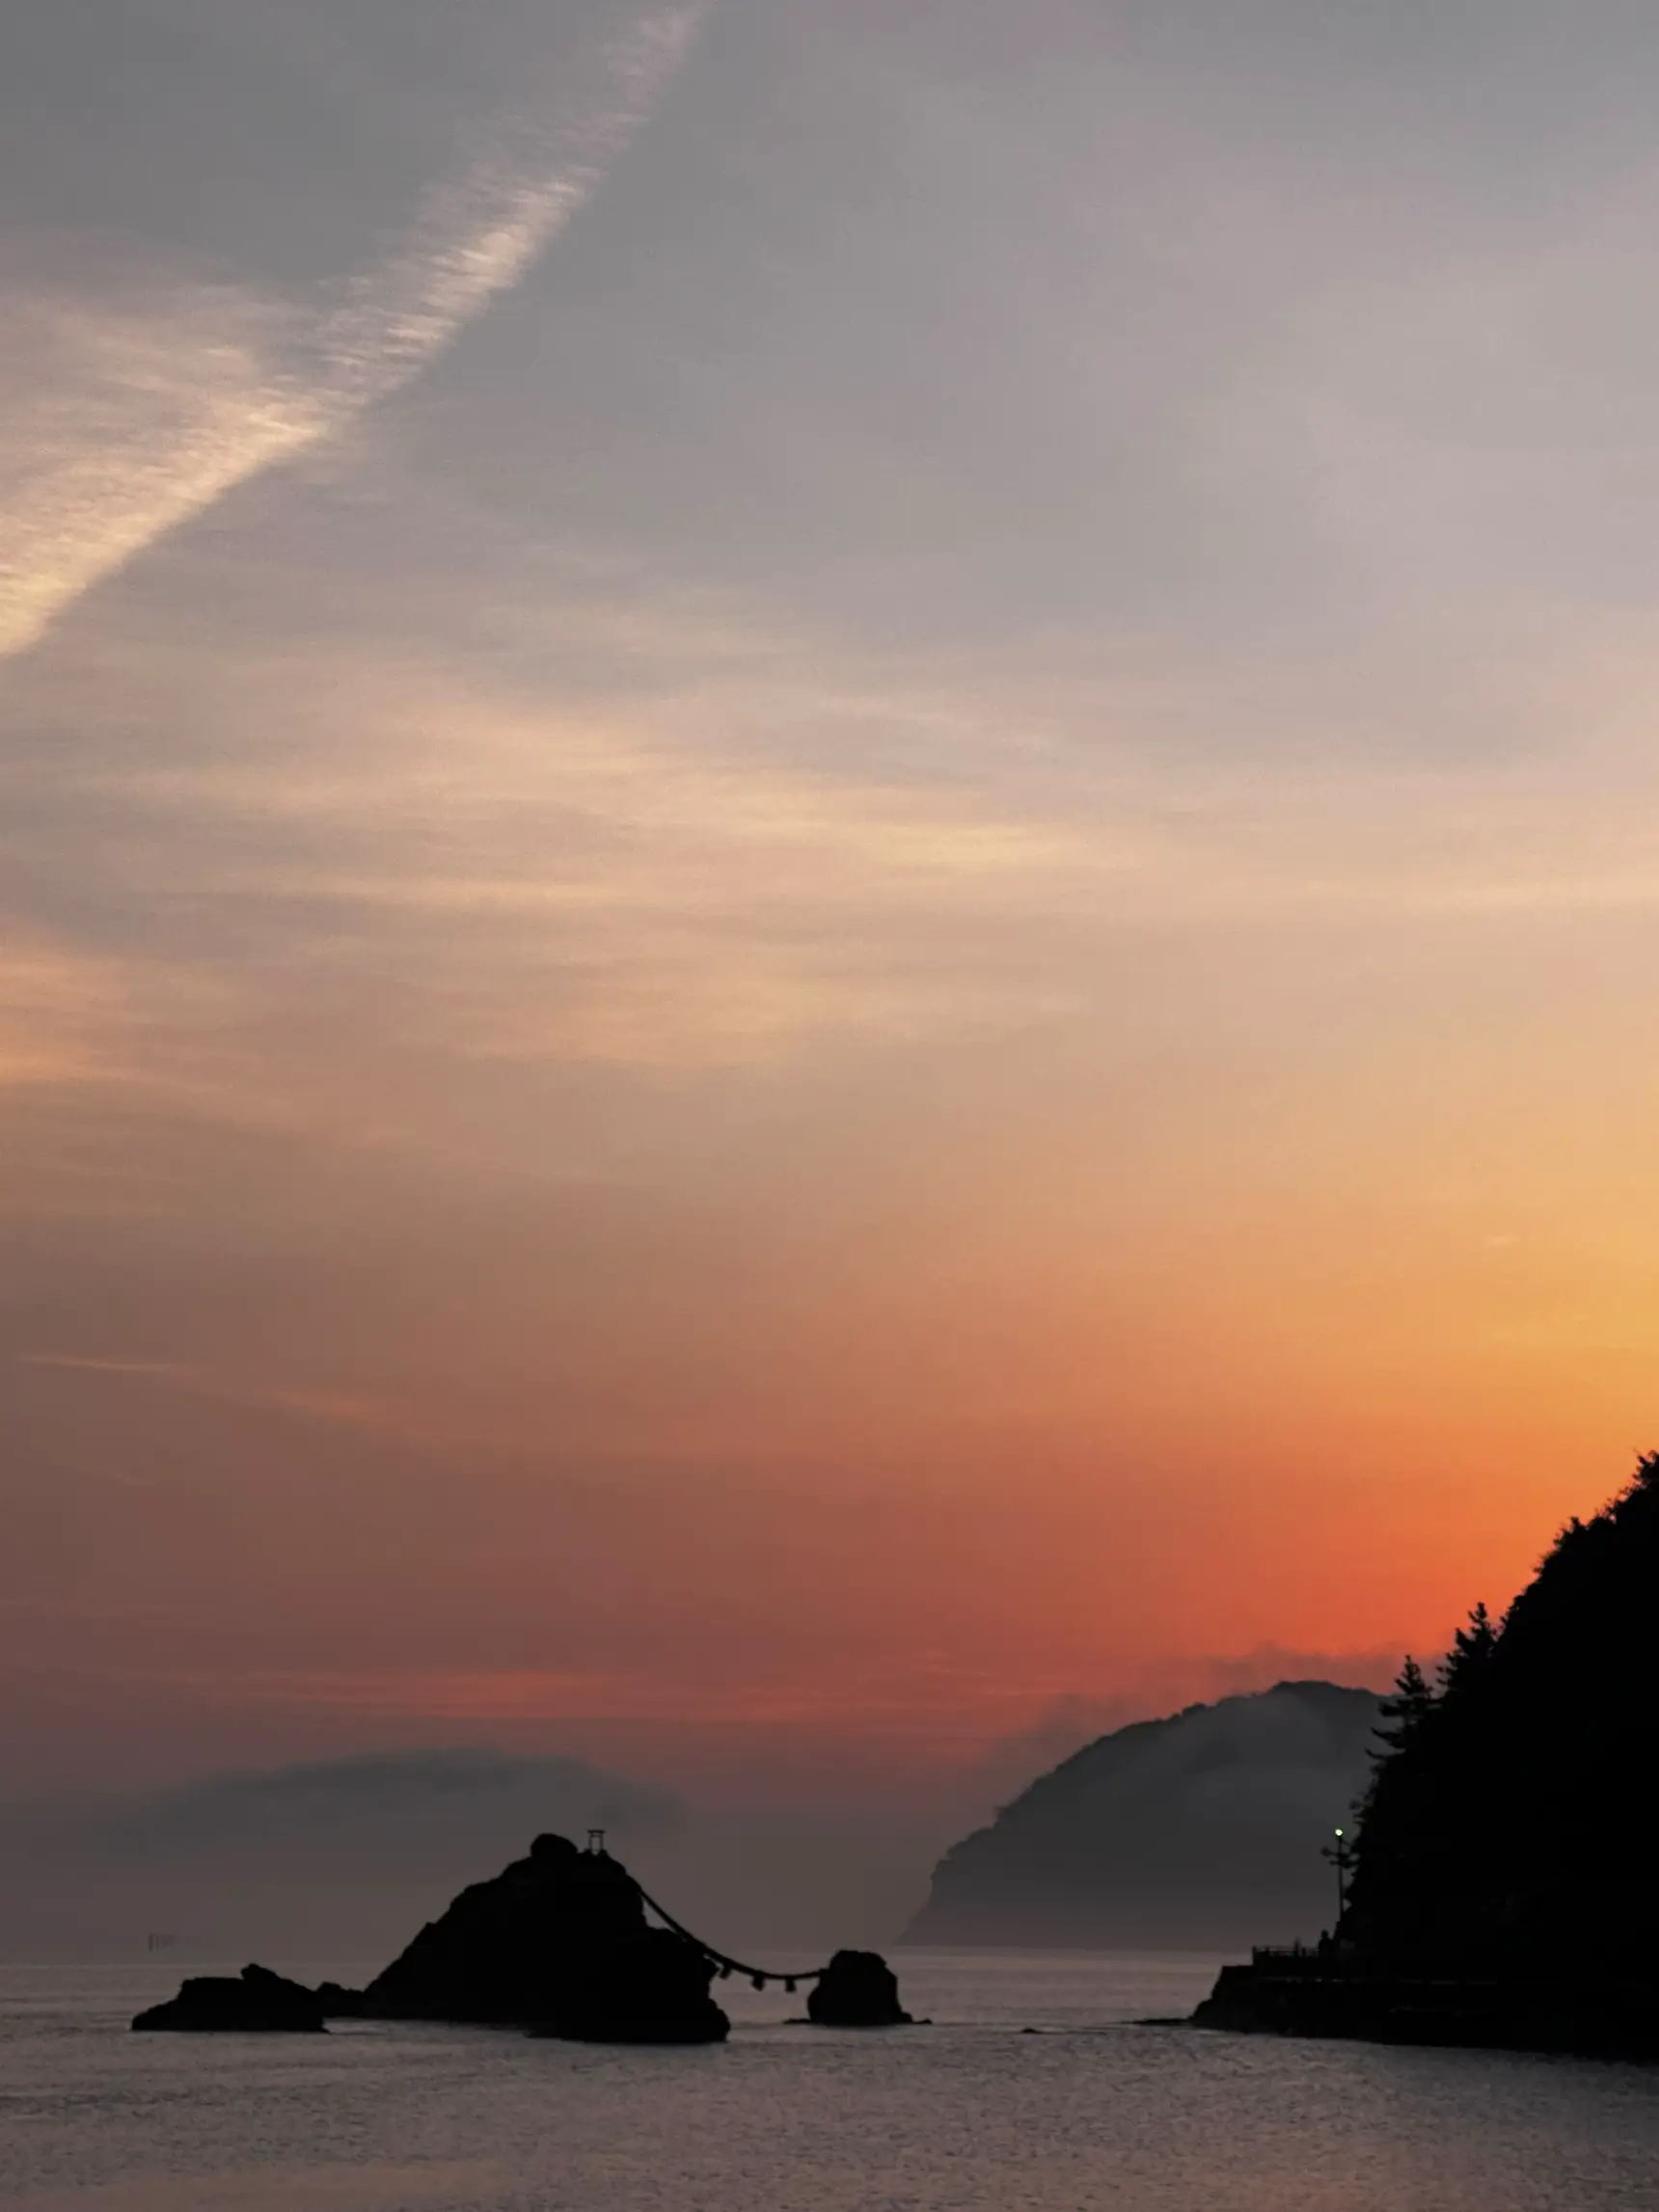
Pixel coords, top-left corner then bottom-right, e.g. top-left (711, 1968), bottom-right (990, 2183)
top-left (1195, 1454), bottom-right (1659, 2057)
top-left (907, 1681), bottom-right (1380, 1950)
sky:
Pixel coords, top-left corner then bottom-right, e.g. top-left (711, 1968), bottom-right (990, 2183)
top-left (7, 0), bottom-right (1659, 1947)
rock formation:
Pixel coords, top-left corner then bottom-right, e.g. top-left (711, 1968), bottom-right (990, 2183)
top-left (357, 1832), bottom-right (729, 2041)
top-left (131, 1835), bottom-right (726, 2042)
top-left (132, 1963), bottom-right (325, 2033)
top-left (806, 1949), bottom-right (913, 2027)
top-left (129, 1831), bottom-right (924, 2043)
top-left (907, 1681), bottom-right (1380, 1949)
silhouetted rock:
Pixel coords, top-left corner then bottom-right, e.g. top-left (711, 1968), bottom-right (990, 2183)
top-left (132, 1963), bottom-right (325, 2033)
top-left (530, 1925), bottom-right (731, 2044)
top-left (313, 1981), bottom-right (365, 2017)
top-left (806, 1949), bottom-right (912, 2027)
top-left (359, 1831), bottom-right (728, 2042)
top-left (907, 1682), bottom-right (1380, 1949)
top-left (1194, 1457), bottom-right (1659, 2057)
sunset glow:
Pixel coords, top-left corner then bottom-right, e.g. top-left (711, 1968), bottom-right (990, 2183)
top-left (7, 4), bottom-right (1659, 1929)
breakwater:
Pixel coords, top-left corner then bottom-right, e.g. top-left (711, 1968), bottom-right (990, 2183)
top-left (1193, 1951), bottom-right (1659, 2060)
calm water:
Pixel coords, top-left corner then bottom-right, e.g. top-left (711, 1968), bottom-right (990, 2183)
top-left (3, 1953), bottom-right (1656, 2211)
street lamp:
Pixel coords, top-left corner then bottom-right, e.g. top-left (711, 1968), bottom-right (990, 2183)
top-left (1320, 1824), bottom-right (1355, 1926)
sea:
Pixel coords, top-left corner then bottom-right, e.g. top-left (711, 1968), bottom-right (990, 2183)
top-left (3, 1951), bottom-right (1656, 2211)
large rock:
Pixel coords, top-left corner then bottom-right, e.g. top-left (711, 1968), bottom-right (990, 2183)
top-left (806, 1949), bottom-right (912, 2027)
top-left (132, 1963), bottom-right (325, 2033)
top-left (359, 1831), bottom-right (728, 2042)
top-left (530, 1925), bottom-right (730, 2044)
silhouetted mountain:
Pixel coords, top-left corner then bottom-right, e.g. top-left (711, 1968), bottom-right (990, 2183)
top-left (906, 1682), bottom-right (1380, 1950)
top-left (1196, 1458), bottom-right (1659, 2055)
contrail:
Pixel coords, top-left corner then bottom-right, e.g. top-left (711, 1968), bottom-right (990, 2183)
top-left (314, 8), bottom-right (702, 414)
top-left (0, 6), bottom-right (704, 662)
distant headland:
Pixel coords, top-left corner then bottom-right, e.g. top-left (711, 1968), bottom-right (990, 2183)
top-left (1194, 1454), bottom-right (1659, 2058)
top-left (907, 1680), bottom-right (1380, 1950)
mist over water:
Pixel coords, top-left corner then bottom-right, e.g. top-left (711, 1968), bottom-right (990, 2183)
top-left (5, 1956), bottom-right (1656, 2212)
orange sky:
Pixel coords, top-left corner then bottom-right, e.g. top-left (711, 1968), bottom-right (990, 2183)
top-left (7, 861), bottom-right (1652, 1812)
top-left (7, 0), bottom-right (1659, 1860)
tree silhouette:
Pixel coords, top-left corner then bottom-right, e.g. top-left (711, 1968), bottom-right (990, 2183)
top-left (1437, 1603), bottom-right (1498, 1695)
top-left (1341, 1456), bottom-right (1659, 1983)
top-left (1374, 1655), bottom-right (1438, 1749)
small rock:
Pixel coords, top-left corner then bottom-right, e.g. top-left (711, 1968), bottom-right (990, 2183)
top-left (806, 1950), bottom-right (913, 2028)
top-left (132, 1963), bottom-right (325, 2033)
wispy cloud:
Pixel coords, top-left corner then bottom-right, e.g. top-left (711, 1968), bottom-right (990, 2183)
top-left (0, 6), bottom-right (703, 661)
top-left (0, 289), bottom-right (324, 666)
top-left (13, 1350), bottom-right (429, 1443)
top-left (313, 8), bottom-right (703, 416)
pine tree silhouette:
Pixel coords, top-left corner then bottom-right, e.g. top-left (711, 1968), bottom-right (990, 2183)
top-left (1437, 1604), bottom-right (1498, 1696)
top-left (1341, 1456), bottom-right (1659, 1983)
top-left (1374, 1655), bottom-right (1438, 1749)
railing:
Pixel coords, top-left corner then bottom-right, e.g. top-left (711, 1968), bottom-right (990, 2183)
top-left (1251, 1942), bottom-right (1339, 1977)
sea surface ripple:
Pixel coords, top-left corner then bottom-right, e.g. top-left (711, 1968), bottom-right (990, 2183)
top-left (3, 1953), bottom-right (1655, 2210)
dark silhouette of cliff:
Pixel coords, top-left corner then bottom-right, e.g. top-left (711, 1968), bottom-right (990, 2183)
top-left (1194, 1457), bottom-right (1659, 2055)
top-left (907, 1682), bottom-right (1380, 1949)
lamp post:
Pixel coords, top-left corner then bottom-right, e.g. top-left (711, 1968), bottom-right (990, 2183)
top-left (1320, 1824), bottom-right (1355, 1928)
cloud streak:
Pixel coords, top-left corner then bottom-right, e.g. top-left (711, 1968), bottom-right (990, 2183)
top-left (0, 5), bottom-right (703, 661)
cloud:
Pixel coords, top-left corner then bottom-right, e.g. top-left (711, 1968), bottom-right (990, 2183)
top-left (315, 10), bottom-right (703, 415)
top-left (94, 1745), bottom-right (682, 1853)
top-left (0, 5), bottom-right (703, 661)
top-left (0, 1747), bottom-right (684, 1959)
top-left (0, 287), bottom-right (325, 665)
top-left (0, 621), bottom-right (1102, 1128)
